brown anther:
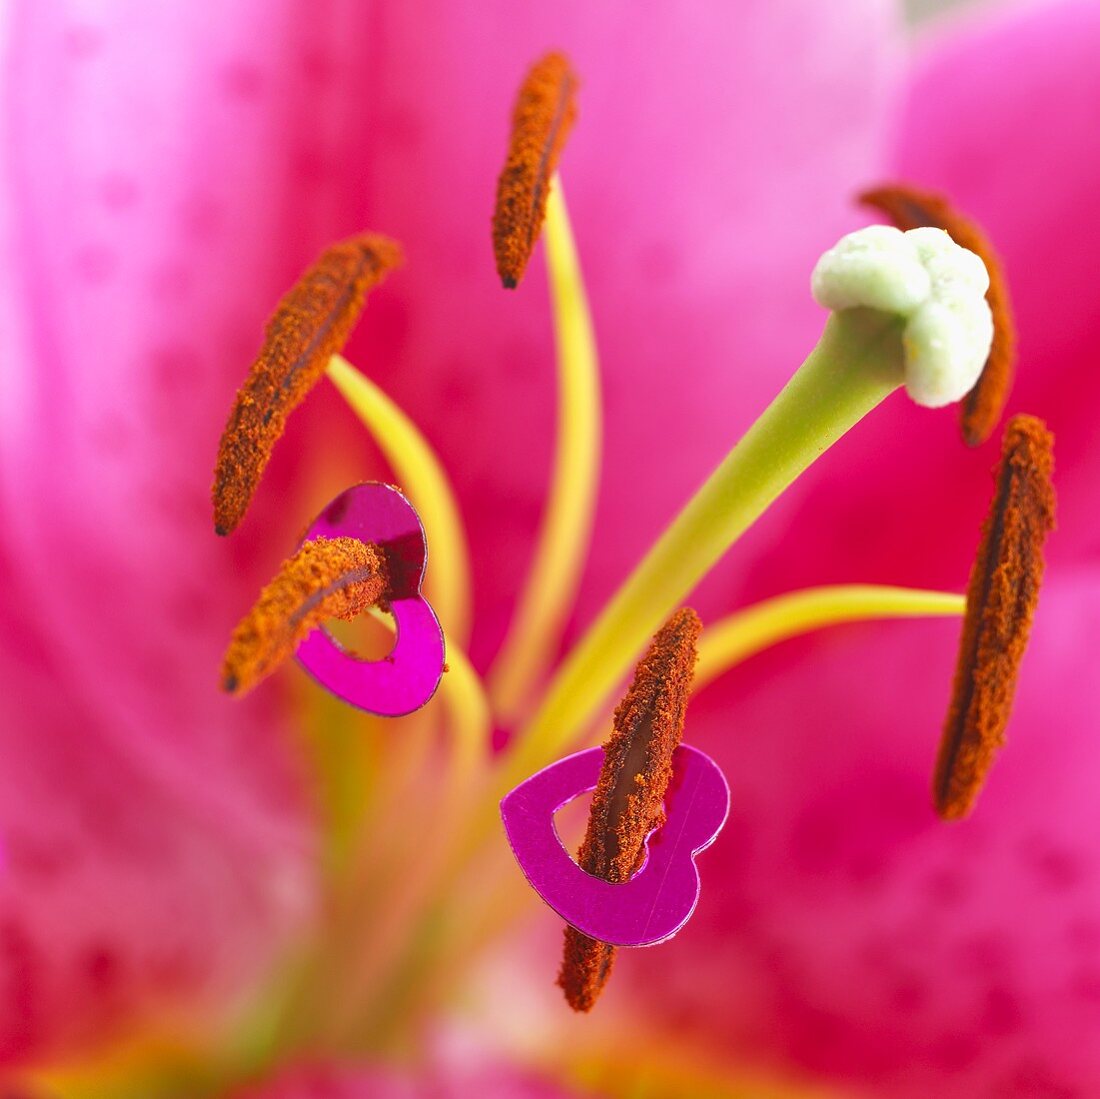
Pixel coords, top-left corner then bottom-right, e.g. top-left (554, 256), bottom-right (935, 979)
top-left (934, 414), bottom-right (1055, 820)
top-left (558, 607), bottom-right (702, 1012)
top-left (492, 51), bottom-right (579, 289)
top-left (222, 536), bottom-right (387, 696)
top-left (860, 183), bottom-right (1015, 447)
top-left (212, 233), bottom-right (402, 535)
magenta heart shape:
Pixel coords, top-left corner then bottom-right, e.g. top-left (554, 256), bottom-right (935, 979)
top-left (295, 482), bottom-right (445, 717)
top-left (500, 744), bottom-right (729, 947)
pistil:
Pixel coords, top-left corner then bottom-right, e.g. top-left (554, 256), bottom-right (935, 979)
top-left (508, 225), bottom-right (995, 776)
top-left (861, 183), bottom-right (1014, 446)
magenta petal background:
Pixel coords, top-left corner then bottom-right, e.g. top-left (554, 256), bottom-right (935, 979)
top-left (616, 4), bottom-right (1100, 1096)
top-left (0, 0), bottom-right (900, 1064)
top-left (0, 0), bottom-right (363, 1061)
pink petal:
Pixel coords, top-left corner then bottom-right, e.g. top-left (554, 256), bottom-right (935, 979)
top-left (0, 0), bottom-right (902, 1065)
top-left (649, 8), bottom-right (1099, 1092)
top-left (594, 9), bottom-right (1100, 1092)
top-left (0, 0), bottom-right (368, 1059)
top-left (0, 554), bottom-right (309, 1058)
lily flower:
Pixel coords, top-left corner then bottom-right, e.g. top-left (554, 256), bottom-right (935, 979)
top-left (0, 2), bottom-right (1095, 1099)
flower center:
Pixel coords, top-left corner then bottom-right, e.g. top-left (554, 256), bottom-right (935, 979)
top-left (191, 44), bottom-right (1057, 1085)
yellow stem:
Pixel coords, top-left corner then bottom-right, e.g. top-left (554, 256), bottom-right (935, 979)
top-left (326, 353), bottom-right (473, 645)
top-left (696, 585), bottom-right (966, 692)
top-left (506, 309), bottom-right (906, 779)
top-left (359, 605), bottom-right (489, 802)
top-left (488, 174), bottom-right (602, 722)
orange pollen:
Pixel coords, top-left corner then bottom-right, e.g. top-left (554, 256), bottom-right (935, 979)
top-left (222, 536), bottom-right (388, 696)
top-left (211, 233), bottom-right (403, 535)
top-left (860, 183), bottom-right (1015, 447)
top-left (934, 414), bottom-right (1055, 820)
top-left (558, 607), bottom-right (702, 1013)
top-left (492, 51), bottom-right (579, 289)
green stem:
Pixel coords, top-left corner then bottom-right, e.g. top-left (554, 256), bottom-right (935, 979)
top-left (506, 308), bottom-right (905, 777)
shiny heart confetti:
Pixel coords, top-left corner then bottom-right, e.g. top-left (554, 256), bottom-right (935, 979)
top-left (501, 743), bottom-right (729, 947)
top-left (296, 482), bottom-right (445, 716)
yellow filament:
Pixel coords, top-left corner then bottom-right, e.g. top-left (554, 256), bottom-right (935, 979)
top-left (488, 174), bottom-right (601, 721)
top-left (326, 353), bottom-right (472, 644)
top-left (362, 606), bottom-right (489, 786)
top-left (696, 585), bottom-right (966, 692)
top-left (307, 609), bottom-right (490, 1047)
top-left (437, 634), bottom-right (491, 790)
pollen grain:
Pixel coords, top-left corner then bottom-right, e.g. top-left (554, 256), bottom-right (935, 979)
top-left (492, 51), bottom-right (579, 289)
top-left (212, 233), bottom-right (402, 535)
top-left (222, 536), bottom-right (388, 696)
top-left (558, 607), bottom-right (702, 1012)
top-left (934, 414), bottom-right (1055, 820)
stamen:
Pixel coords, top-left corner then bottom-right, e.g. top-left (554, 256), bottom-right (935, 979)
top-left (489, 175), bottom-right (602, 720)
top-left (212, 234), bottom-right (402, 535)
top-left (326, 353), bottom-right (473, 643)
top-left (222, 536), bottom-right (387, 696)
top-left (861, 184), bottom-right (1014, 446)
top-left (934, 414), bottom-right (1055, 820)
top-left (492, 52), bottom-right (579, 288)
top-left (558, 608), bottom-right (701, 1013)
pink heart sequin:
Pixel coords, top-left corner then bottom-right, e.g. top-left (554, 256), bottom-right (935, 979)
top-left (501, 744), bottom-right (729, 946)
top-left (296, 482), bottom-right (444, 716)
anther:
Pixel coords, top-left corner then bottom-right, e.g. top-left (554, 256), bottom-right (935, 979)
top-left (212, 233), bottom-right (402, 535)
top-left (222, 536), bottom-right (388, 696)
top-left (492, 51), bottom-right (579, 289)
top-left (558, 607), bottom-right (702, 1012)
top-left (860, 184), bottom-right (1014, 446)
top-left (934, 414), bottom-right (1055, 820)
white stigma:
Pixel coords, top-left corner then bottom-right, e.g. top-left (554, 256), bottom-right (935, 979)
top-left (811, 225), bottom-right (994, 407)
